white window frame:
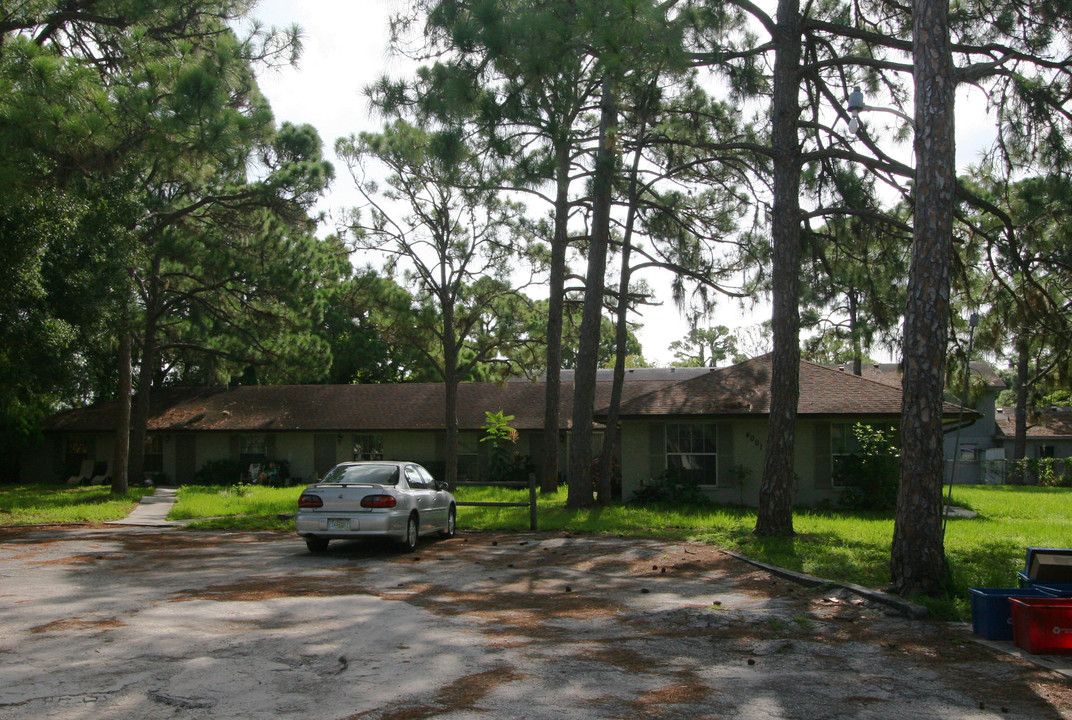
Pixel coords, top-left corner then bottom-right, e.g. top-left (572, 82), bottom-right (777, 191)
top-left (239, 434), bottom-right (267, 465)
top-left (456, 431), bottom-right (481, 481)
top-left (664, 423), bottom-right (718, 487)
top-left (830, 422), bottom-right (859, 488)
top-left (352, 433), bottom-right (384, 461)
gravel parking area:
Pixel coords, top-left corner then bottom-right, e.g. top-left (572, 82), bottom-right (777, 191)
top-left (1, 526), bottom-right (1070, 719)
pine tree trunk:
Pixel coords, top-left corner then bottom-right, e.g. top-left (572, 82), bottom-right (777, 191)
top-left (755, 0), bottom-right (802, 537)
top-left (111, 312), bottom-right (131, 495)
top-left (849, 291), bottom-right (863, 376)
top-left (567, 75), bottom-right (616, 509)
top-left (442, 299), bottom-right (460, 489)
top-left (890, 0), bottom-right (956, 596)
top-left (129, 267), bottom-right (161, 486)
top-left (598, 95), bottom-right (648, 506)
top-left (541, 141), bottom-right (571, 494)
top-left (1012, 338), bottom-right (1029, 483)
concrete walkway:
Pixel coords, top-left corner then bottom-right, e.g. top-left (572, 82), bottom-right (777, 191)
top-left (104, 486), bottom-right (182, 527)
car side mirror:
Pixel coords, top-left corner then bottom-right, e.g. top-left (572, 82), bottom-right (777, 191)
top-left (436, 481), bottom-right (448, 491)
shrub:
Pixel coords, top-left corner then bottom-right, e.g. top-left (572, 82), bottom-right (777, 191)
top-left (836, 424), bottom-right (900, 511)
top-left (628, 469), bottom-right (711, 506)
top-left (193, 458), bottom-right (247, 486)
top-left (486, 451), bottom-right (537, 486)
top-left (1028, 458), bottom-right (1072, 488)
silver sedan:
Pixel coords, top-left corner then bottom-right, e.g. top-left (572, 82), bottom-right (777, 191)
top-left (296, 461), bottom-right (456, 553)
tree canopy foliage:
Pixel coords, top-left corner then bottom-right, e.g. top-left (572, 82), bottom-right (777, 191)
top-left (0, 1), bottom-right (337, 488)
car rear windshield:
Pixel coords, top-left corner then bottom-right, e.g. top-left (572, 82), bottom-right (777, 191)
top-left (321, 464), bottom-right (400, 485)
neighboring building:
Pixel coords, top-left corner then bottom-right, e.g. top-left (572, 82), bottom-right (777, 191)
top-left (23, 355), bottom-right (973, 506)
top-left (995, 407), bottom-right (1072, 461)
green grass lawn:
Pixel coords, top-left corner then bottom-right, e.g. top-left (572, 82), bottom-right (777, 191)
top-left (168, 484), bottom-right (301, 531)
top-left (0, 484), bottom-right (154, 525)
top-left (452, 484), bottom-right (1072, 620)
top-left (5, 481), bottom-right (1069, 621)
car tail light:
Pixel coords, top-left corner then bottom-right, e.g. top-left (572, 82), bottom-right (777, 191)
top-left (298, 494), bottom-right (323, 508)
top-left (361, 495), bottom-right (397, 509)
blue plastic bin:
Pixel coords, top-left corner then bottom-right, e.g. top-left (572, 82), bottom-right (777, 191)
top-left (1019, 572), bottom-right (1072, 594)
top-left (970, 587), bottom-right (1057, 640)
top-left (1033, 583), bottom-right (1072, 596)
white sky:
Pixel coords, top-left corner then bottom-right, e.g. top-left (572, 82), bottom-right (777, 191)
top-left (249, 0), bottom-right (998, 366)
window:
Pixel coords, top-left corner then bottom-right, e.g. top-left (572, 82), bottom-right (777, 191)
top-left (1038, 445), bottom-right (1056, 459)
top-left (454, 430), bottom-right (484, 480)
top-left (830, 422), bottom-right (897, 487)
top-left (352, 434), bottom-right (384, 461)
top-left (322, 463), bottom-right (398, 485)
top-left (406, 465), bottom-right (429, 489)
top-left (418, 465), bottom-right (438, 488)
top-left (64, 437), bottom-right (90, 476)
top-left (144, 435), bottom-right (164, 474)
top-left (831, 423), bottom-right (862, 459)
top-left (239, 434), bottom-right (267, 469)
top-left (665, 423), bottom-right (718, 486)
top-left (831, 423), bottom-right (863, 487)
top-left (456, 432), bottom-right (480, 481)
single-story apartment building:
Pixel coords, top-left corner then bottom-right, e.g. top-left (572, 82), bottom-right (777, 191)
top-left (23, 354), bottom-right (974, 506)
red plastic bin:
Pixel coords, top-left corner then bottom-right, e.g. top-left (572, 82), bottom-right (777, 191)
top-left (1009, 597), bottom-right (1072, 655)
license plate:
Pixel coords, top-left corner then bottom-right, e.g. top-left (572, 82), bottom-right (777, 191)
top-left (327, 518), bottom-right (351, 530)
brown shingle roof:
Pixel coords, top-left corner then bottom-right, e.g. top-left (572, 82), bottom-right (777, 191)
top-left (608, 354), bottom-right (969, 419)
top-left (41, 378), bottom-right (677, 433)
top-left (832, 361), bottom-right (1007, 390)
top-left (41, 356), bottom-right (974, 434)
top-left (995, 408), bottom-right (1072, 439)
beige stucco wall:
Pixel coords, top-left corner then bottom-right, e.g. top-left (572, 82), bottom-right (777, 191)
top-left (383, 432), bottom-right (437, 463)
top-left (618, 423), bottom-right (650, 499)
top-left (197, 434), bottom-right (232, 466)
top-left (792, 421), bottom-right (841, 507)
top-left (34, 420), bottom-right (840, 507)
top-left (619, 418), bottom-right (842, 508)
top-left (275, 434), bottom-right (314, 480)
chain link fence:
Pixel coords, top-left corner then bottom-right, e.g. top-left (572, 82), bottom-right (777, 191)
top-left (945, 457), bottom-right (1071, 486)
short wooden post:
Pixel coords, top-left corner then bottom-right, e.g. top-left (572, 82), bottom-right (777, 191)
top-left (528, 472), bottom-right (538, 531)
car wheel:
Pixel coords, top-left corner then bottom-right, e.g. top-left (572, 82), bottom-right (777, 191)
top-left (440, 505), bottom-right (456, 538)
top-left (305, 536), bottom-right (329, 553)
top-left (400, 513), bottom-right (419, 552)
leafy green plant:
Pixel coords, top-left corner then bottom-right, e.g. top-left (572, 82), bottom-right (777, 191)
top-left (836, 423), bottom-right (900, 511)
top-left (481, 410), bottom-right (534, 485)
top-left (481, 410), bottom-right (519, 445)
top-left (1022, 458), bottom-right (1072, 487)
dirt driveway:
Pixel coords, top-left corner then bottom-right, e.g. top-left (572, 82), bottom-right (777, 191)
top-left (1, 526), bottom-right (1070, 720)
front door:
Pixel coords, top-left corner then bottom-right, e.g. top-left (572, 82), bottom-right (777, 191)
top-left (175, 435), bottom-right (196, 485)
top-left (313, 434), bottom-right (336, 480)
